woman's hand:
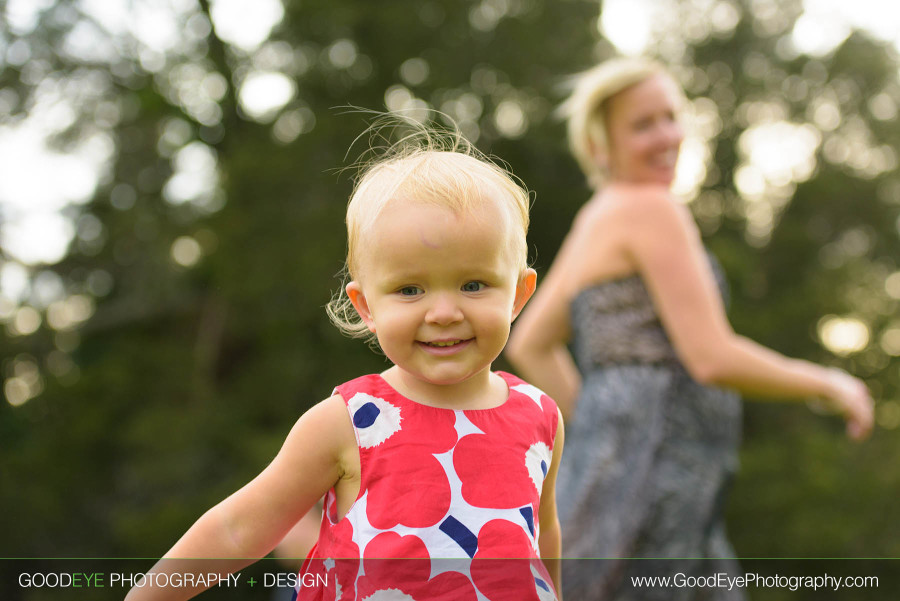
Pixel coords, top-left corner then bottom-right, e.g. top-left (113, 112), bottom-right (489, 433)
top-left (822, 368), bottom-right (874, 440)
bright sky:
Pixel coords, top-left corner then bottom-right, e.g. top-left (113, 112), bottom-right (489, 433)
top-left (0, 0), bottom-right (285, 266)
top-left (0, 123), bottom-right (99, 264)
top-left (600, 0), bottom-right (900, 57)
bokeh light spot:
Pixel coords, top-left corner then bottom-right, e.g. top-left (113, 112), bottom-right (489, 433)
top-left (817, 316), bottom-right (870, 356)
top-left (171, 236), bottom-right (202, 267)
top-left (238, 71), bottom-right (297, 122)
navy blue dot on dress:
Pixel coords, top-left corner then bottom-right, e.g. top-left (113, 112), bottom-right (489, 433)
top-left (541, 460), bottom-right (548, 477)
top-left (535, 577), bottom-right (551, 592)
top-left (439, 516), bottom-right (478, 558)
top-left (519, 506), bottom-right (534, 536)
top-left (353, 402), bottom-right (381, 428)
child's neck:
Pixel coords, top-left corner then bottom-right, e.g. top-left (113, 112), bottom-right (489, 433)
top-left (381, 365), bottom-right (509, 410)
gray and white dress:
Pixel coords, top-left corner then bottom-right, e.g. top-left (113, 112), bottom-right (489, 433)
top-left (558, 267), bottom-right (746, 601)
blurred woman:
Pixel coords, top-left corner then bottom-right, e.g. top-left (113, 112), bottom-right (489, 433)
top-left (506, 57), bottom-right (873, 601)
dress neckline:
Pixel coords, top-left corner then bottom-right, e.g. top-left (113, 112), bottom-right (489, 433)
top-left (374, 371), bottom-right (515, 412)
top-left (570, 272), bottom-right (646, 304)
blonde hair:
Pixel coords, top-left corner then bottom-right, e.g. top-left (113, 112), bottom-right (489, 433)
top-left (327, 114), bottom-right (532, 343)
top-left (559, 57), bottom-right (673, 188)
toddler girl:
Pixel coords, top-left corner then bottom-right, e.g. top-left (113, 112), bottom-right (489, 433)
top-left (125, 121), bottom-right (564, 601)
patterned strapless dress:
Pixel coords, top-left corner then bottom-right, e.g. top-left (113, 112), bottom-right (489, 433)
top-left (558, 263), bottom-right (746, 601)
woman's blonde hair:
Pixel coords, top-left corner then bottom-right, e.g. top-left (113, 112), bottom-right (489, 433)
top-left (326, 113), bottom-right (532, 343)
top-left (559, 57), bottom-right (673, 188)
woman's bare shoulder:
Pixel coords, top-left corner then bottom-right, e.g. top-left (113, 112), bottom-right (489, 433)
top-left (600, 184), bottom-right (693, 232)
top-left (570, 190), bottom-right (626, 230)
top-left (603, 183), bottom-right (678, 210)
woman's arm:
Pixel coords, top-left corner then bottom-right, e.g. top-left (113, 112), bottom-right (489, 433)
top-left (125, 394), bottom-right (353, 600)
top-left (506, 338), bottom-right (580, 419)
top-left (507, 229), bottom-right (584, 417)
top-left (622, 186), bottom-right (873, 438)
top-left (539, 407), bottom-right (565, 598)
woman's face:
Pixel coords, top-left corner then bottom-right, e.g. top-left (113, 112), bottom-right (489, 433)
top-left (603, 73), bottom-right (684, 186)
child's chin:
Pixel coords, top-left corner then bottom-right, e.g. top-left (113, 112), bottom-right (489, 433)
top-left (415, 367), bottom-right (482, 387)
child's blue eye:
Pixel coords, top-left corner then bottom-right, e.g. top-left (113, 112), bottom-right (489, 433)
top-left (462, 281), bottom-right (484, 292)
top-left (398, 286), bottom-right (421, 296)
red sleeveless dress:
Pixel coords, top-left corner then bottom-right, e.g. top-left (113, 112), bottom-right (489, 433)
top-left (295, 371), bottom-right (559, 601)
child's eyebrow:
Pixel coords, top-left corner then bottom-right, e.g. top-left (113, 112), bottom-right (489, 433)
top-left (381, 264), bottom-right (509, 283)
top-left (379, 269), bottom-right (427, 285)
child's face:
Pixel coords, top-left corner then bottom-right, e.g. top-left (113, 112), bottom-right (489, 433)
top-left (346, 197), bottom-right (535, 391)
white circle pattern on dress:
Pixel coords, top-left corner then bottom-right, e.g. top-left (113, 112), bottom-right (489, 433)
top-left (347, 392), bottom-right (403, 448)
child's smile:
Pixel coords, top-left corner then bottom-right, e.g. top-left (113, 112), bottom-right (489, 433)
top-left (346, 197), bottom-right (535, 407)
top-left (418, 338), bottom-right (473, 353)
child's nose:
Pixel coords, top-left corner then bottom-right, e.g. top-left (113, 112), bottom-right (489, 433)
top-left (425, 293), bottom-right (464, 325)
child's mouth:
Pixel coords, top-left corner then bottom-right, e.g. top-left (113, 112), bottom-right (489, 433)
top-left (425, 339), bottom-right (465, 347)
top-left (418, 338), bottom-right (473, 353)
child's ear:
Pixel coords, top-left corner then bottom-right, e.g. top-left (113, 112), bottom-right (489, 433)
top-left (511, 268), bottom-right (537, 321)
top-left (346, 281), bottom-right (376, 333)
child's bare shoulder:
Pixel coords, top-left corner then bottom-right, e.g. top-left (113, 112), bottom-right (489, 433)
top-left (307, 392), bottom-right (353, 422)
top-left (282, 393), bottom-right (357, 461)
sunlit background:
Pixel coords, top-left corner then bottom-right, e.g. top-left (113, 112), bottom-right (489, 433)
top-left (1, 0), bottom-right (899, 579)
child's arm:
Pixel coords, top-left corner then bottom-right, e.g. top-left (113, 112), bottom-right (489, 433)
top-left (125, 394), bottom-right (354, 601)
top-left (538, 407), bottom-right (565, 599)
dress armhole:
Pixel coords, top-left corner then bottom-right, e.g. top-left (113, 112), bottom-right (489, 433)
top-left (324, 385), bottom-right (366, 524)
